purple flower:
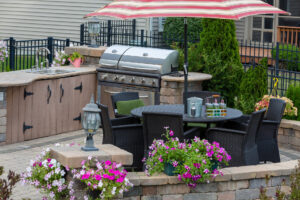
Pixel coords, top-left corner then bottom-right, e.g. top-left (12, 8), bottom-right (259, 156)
top-left (158, 155), bottom-right (163, 163)
top-left (193, 163), bottom-right (201, 168)
top-left (178, 174), bottom-right (182, 181)
top-left (172, 161), bottom-right (178, 167)
top-left (203, 169), bottom-right (210, 174)
top-left (105, 160), bottom-right (112, 166)
top-left (169, 130), bottom-right (174, 136)
top-left (184, 165), bottom-right (190, 171)
top-left (182, 172), bottom-right (192, 179)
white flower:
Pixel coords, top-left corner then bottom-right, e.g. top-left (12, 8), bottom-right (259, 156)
top-left (59, 178), bottom-right (65, 184)
top-left (41, 151), bottom-right (46, 156)
top-left (46, 148), bottom-right (50, 152)
top-left (119, 189), bottom-right (123, 194)
top-left (26, 167), bottom-right (32, 172)
top-left (55, 143), bottom-right (60, 147)
top-left (49, 192), bottom-right (55, 198)
top-left (30, 160), bottom-right (35, 166)
top-left (84, 196), bottom-right (89, 200)
top-left (55, 167), bottom-right (61, 174)
top-left (96, 162), bottom-right (102, 170)
top-left (88, 155), bottom-right (92, 160)
top-left (60, 170), bottom-right (66, 176)
top-left (98, 180), bottom-right (103, 188)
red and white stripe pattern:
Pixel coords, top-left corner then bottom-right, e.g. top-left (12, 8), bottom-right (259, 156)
top-left (85, 0), bottom-right (289, 20)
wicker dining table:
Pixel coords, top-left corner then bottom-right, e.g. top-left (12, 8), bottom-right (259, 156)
top-left (131, 104), bottom-right (243, 123)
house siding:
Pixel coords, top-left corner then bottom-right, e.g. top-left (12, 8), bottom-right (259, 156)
top-left (0, 0), bottom-right (148, 41)
top-left (235, 18), bottom-right (247, 41)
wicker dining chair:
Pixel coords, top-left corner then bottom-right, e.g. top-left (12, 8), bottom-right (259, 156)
top-left (142, 111), bottom-right (200, 158)
top-left (206, 109), bottom-right (266, 167)
top-left (98, 103), bottom-right (144, 170)
top-left (223, 99), bottom-right (286, 163)
top-left (111, 92), bottom-right (140, 118)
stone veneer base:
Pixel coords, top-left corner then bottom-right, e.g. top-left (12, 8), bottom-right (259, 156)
top-left (68, 160), bottom-right (298, 200)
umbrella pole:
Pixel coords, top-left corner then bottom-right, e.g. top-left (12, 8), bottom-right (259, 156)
top-left (183, 17), bottom-right (188, 114)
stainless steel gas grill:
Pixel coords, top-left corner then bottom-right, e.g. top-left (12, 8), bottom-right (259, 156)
top-left (97, 45), bottom-right (179, 117)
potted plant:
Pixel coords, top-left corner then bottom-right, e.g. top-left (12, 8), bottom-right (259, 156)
top-left (21, 148), bottom-right (75, 200)
top-left (73, 156), bottom-right (133, 200)
top-left (255, 95), bottom-right (298, 118)
top-left (143, 128), bottom-right (231, 187)
top-left (52, 50), bottom-right (70, 67)
top-left (69, 51), bottom-right (84, 68)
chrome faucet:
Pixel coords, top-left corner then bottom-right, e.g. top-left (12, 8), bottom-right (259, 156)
top-left (34, 47), bottom-right (50, 71)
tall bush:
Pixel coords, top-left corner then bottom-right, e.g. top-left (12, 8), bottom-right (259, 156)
top-left (235, 59), bottom-right (268, 114)
top-left (286, 84), bottom-right (300, 121)
top-left (163, 18), bottom-right (202, 45)
top-left (199, 19), bottom-right (243, 106)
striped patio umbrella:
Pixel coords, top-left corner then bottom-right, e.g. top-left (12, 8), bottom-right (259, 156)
top-left (85, 0), bottom-right (289, 113)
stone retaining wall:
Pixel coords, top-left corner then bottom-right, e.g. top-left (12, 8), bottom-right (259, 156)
top-left (69, 160), bottom-right (298, 200)
top-left (0, 88), bottom-right (6, 143)
top-left (278, 119), bottom-right (300, 151)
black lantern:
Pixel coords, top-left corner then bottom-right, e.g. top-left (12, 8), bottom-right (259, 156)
top-left (88, 17), bottom-right (100, 48)
top-left (81, 95), bottom-right (101, 151)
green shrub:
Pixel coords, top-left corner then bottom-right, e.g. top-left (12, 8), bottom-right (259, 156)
top-left (163, 18), bottom-right (202, 45)
top-left (199, 19), bottom-right (243, 106)
top-left (235, 58), bottom-right (268, 114)
top-left (271, 44), bottom-right (300, 71)
top-left (286, 84), bottom-right (300, 121)
top-left (171, 42), bottom-right (203, 72)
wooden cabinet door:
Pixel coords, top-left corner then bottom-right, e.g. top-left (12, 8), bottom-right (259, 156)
top-left (56, 77), bottom-right (73, 134)
top-left (31, 80), bottom-right (56, 139)
top-left (68, 74), bottom-right (97, 132)
top-left (67, 76), bottom-right (82, 132)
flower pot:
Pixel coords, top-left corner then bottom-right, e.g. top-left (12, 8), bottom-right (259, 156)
top-left (87, 189), bottom-right (101, 199)
top-left (69, 58), bottom-right (83, 68)
top-left (211, 160), bottom-right (219, 171)
top-left (164, 162), bottom-right (177, 176)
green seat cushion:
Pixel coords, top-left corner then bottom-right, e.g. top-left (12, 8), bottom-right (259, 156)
top-left (187, 123), bottom-right (207, 128)
top-left (116, 99), bottom-right (145, 115)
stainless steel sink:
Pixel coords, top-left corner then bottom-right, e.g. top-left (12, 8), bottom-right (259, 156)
top-left (26, 68), bottom-right (75, 75)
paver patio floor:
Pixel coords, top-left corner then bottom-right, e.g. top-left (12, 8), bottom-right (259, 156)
top-left (0, 129), bottom-right (299, 200)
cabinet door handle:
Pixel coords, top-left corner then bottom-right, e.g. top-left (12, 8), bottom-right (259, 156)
top-left (47, 85), bottom-right (52, 104)
top-left (24, 88), bottom-right (34, 100)
top-left (73, 113), bottom-right (81, 123)
top-left (60, 84), bottom-right (64, 103)
top-left (74, 82), bottom-right (83, 93)
top-left (23, 122), bottom-right (33, 134)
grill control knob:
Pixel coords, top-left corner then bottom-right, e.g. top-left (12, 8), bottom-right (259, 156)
top-left (141, 78), bottom-right (145, 84)
top-left (152, 80), bottom-right (156, 86)
top-left (120, 76), bottom-right (125, 82)
top-left (101, 74), bottom-right (108, 80)
top-left (131, 77), bottom-right (135, 83)
top-left (114, 76), bottom-right (119, 81)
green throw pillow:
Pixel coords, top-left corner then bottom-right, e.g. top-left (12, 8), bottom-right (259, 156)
top-left (116, 99), bottom-right (145, 115)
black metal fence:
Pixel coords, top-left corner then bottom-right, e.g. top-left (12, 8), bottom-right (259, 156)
top-left (80, 20), bottom-right (201, 48)
top-left (239, 40), bottom-right (300, 96)
top-left (0, 37), bottom-right (81, 72)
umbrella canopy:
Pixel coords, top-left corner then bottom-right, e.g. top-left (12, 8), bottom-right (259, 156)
top-left (85, 0), bottom-right (289, 20)
top-left (85, 0), bottom-right (289, 113)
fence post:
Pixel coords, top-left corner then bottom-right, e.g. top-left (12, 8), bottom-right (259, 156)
top-left (132, 19), bottom-right (136, 41)
top-left (107, 20), bottom-right (112, 46)
top-left (47, 37), bottom-right (53, 65)
top-left (66, 38), bottom-right (70, 47)
top-left (141, 30), bottom-right (144, 47)
top-left (9, 37), bottom-right (15, 71)
top-left (274, 42), bottom-right (280, 96)
top-left (80, 24), bottom-right (84, 45)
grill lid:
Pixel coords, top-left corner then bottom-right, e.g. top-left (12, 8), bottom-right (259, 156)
top-left (99, 45), bottom-right (132, 68)
top-left (99, 45), bottom-right (179, 74)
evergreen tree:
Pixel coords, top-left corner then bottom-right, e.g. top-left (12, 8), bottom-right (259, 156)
top-left (199, 19), bottom-right (244, 106)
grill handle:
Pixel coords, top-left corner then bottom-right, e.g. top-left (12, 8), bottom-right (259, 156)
top-left (119, 65), bottom-right (160, 72)
top-left (104, 90), bottom-right (148, 98)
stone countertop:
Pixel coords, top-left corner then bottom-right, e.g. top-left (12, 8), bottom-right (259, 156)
top-left (0, 65), bottom-right (97, 87)
top-left (161, 71), bottom-right (212, 82)
top-left (50, 144), bottom-right (133, 168)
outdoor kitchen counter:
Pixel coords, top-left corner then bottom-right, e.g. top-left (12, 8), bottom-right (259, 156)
top-left (0, 65), bottom-right (97, 87)
top-left (161, 72), bottom-right (212, 82)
